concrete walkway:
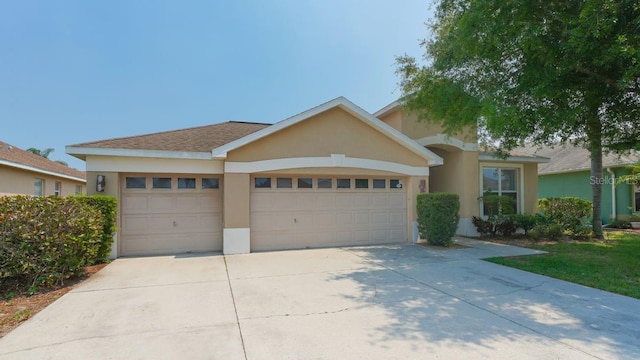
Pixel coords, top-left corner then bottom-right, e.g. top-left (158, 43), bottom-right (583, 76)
top-left (1, 239), bottom-right (639, 359)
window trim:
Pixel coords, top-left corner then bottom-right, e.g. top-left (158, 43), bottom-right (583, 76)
top-left (34, 178), bottom-right (44, 197)
top-left (479, 163), bottom-right (524, 216)
top-left (54, 181), bottom-right (62, 196)
top-left (75, 184), bottom-right (83, 195)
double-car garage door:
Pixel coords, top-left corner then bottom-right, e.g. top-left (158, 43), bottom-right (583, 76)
top-left (120, 174), bottom-right (222, 256)
top-left (120, 173), bottom-right (408, 255)
top-left (251, 176), bottom-right (407, 251)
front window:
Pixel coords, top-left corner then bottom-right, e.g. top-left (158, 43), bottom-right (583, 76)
top-left (482, 167), bottom-right (519, 215)
top-left (75, 185), bottom-right (83, 195)
top-left (34, 179), bottom-right (44, 197)
top-left (54, 181), bottom-right (62, 196)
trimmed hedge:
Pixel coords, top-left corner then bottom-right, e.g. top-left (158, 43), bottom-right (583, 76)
top-left (74, 195), bottom-right (117, 261)
top-left (538, 197), bottom-right (592, 235)
top-left (0, 196), bottom-right (106, 292)
top-left (417, 192), bottom-right (460, 246)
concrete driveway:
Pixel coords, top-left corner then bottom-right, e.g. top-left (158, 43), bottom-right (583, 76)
top-left (1, 239), bottom-right (639, 360)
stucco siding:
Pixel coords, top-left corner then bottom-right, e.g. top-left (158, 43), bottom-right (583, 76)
top-left (538, 168), bottom-right (634, 224)
top-left (227, 107), bottom-right (428, 167)
top-left (428, 148), bottom-right (479, 218)
top-left (0, 165), bottom-right (85, 196)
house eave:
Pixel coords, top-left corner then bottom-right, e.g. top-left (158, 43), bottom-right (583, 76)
top-left (0, 159), bottom-right (86, 183)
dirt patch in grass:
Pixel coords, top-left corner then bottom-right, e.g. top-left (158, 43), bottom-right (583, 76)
top-left (0, 263), bottom-right (108, 338)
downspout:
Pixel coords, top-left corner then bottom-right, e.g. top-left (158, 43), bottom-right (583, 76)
top-left (607, 168), bottom-right (616, 222)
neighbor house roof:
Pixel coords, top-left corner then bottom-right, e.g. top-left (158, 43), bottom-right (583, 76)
top-left (479, 149), bottom-right (550, 163)
top-left (0, 141), bottom-right (86, 182)
top-left (67, 121), bottom-right (271, 160)
top-left (520, 143), bottom-right (640, 175)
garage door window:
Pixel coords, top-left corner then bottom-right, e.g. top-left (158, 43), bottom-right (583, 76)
top-left (318, 178), bottom-right (332, 189)
top-left (390, 179), bottom-right (403, 189)
top-left (337, 178), bottom-right (351, 189)
top-left (255, 177), bottom-right (271, 188)
top-left (277, 178), bottom-right (293, 188)
top-left (355, 179), bottom-right (369, 189)
top-left (202, 178), bottom-right (219, 189)
top-left (298, 178), bottom-right (313, 189)
top-left (126, 177), bottom-right (146, 189)
top-left (373, 179), bottom-right (386, 189)
top-left (153, 177), bottom-right (172, 189)
top-left (178, 178), bottom-right (196, 189)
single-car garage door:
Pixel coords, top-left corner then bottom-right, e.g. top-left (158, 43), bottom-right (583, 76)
top-left (121, 174), bottom-right (222, 256)
top-left (251, 176), bottom-right (407, 251)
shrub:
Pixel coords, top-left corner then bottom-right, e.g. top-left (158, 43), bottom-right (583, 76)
top-left (482, 194), bottom-right (516, 217)
top-left (417, 193), bottom-right (460, 246)
top-left (496, 216), bottom-right (517, 237)
top-left (512, 213), bottom-right (537, 235)
top-left (609, 219), bottom-right (631, 229)
top-left (472, 216), bottom-right (493, 237)
top-left (538, 197), bottom-right (592, 235)
top-left (0, 196), bottom-right (103, 291)
top-left (74, 195), bottom-right (117, 262)
top-left (529, 223), bottom-right (564, 241)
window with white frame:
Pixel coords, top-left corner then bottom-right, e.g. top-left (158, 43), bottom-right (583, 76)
top-left (34, 178), bottom-right (44, 197)
top-left (75, 185), bottom-right (83, 195)
top-left (54, 181), bottom-right (62, 196)
top-left (481, 167), bottom-right (520, 216)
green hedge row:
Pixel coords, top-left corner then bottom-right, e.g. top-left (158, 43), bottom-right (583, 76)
top-left (417, 192), bottom-right (460, 246)
top-left (0, 195), bottom-right (117, 292)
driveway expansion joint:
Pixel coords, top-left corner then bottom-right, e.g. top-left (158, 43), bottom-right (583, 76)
top-left (224, 256), bottom-right (248, 360)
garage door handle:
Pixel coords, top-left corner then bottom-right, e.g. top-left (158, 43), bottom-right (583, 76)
top-left (173, 221), bottom-right (177, 227)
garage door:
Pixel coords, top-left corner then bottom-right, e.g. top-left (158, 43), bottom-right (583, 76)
top-left (121, 174), bottom-right (222, 256)
top-left (251, 176), bottom-right (407, 251)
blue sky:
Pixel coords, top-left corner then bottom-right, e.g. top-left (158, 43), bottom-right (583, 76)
top-left (0, 1), bottom-right (434, 170)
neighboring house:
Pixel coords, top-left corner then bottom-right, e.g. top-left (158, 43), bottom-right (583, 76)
top-left (524, 144), bottom-right (640, 224)
top-left (0, 140), bottom-right (86, 197)
top-left (67, 97), bottom-right (546, 258)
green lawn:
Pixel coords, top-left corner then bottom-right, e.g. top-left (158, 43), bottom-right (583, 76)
top-left (485, 231), bottom-right (640, 299)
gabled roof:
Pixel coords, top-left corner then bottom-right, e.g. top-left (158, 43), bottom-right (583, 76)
top-left (0, 141), bottom-right (86, 182)
top-left (67, 121), bottom-right (271, 160)
top-left (520, 144), bottom-right (640, 174)
top-left (373, 100), bottom-right (401, 119)
top-left (212, 97), bottom-right (443, 166)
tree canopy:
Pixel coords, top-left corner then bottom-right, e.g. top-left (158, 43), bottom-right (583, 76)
top-left (397, 0), bottom-right (640, 237)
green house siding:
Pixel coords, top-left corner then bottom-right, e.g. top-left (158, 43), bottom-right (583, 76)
top-left (538, 167), bottom-right (634, 224)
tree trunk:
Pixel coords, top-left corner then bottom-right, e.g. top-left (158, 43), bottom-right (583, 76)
top-left (588, 116), bottom-right (604, 239)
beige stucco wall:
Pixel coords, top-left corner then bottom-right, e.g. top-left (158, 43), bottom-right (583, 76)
top-left (402, 111), bottom-right (477, 143)
top-left (523, 163), bottom-right (538, 214)
top-left (223, 173), bottom-right (250, 228)
top-left (428, 149), bottom-right (480, 218)
top-left (0, 165), bottom-right (85, 197)
top-left (378, 110), bottom-right (402, 132)
top-left (227, 107), bottom-right (428, 167)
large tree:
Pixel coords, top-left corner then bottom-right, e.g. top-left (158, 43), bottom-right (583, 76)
top-left (397, 0), bottom-right (640, 238)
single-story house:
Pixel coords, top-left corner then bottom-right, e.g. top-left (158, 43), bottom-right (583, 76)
top-left (0, 140), bottom-right (86, 197)
top-left (524, 144), bottom-right (640, 224)
top-left (67, 97), bottom-right (547, 258)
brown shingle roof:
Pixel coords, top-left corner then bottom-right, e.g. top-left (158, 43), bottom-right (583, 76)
top-left (0, 141), bottom-right (86, 180)
top-left (69, 121), bottom-right (271, 153)
top-left (520, 143), bottom-right (640, 174)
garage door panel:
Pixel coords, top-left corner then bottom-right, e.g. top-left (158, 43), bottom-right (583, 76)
top-left (122, 195), bottom-right (149, 213)
top-left (388, 194), bottom-right (406, 208)
top-left (121, 174), bottom-right (222, 256)
top-left (251, 177), bottom-right (408, 252)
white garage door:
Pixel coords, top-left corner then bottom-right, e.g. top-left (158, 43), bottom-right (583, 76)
top-left (121, 174), bottom-right (222, 256)
top-left (251, 176), bottom-right (407, 251)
